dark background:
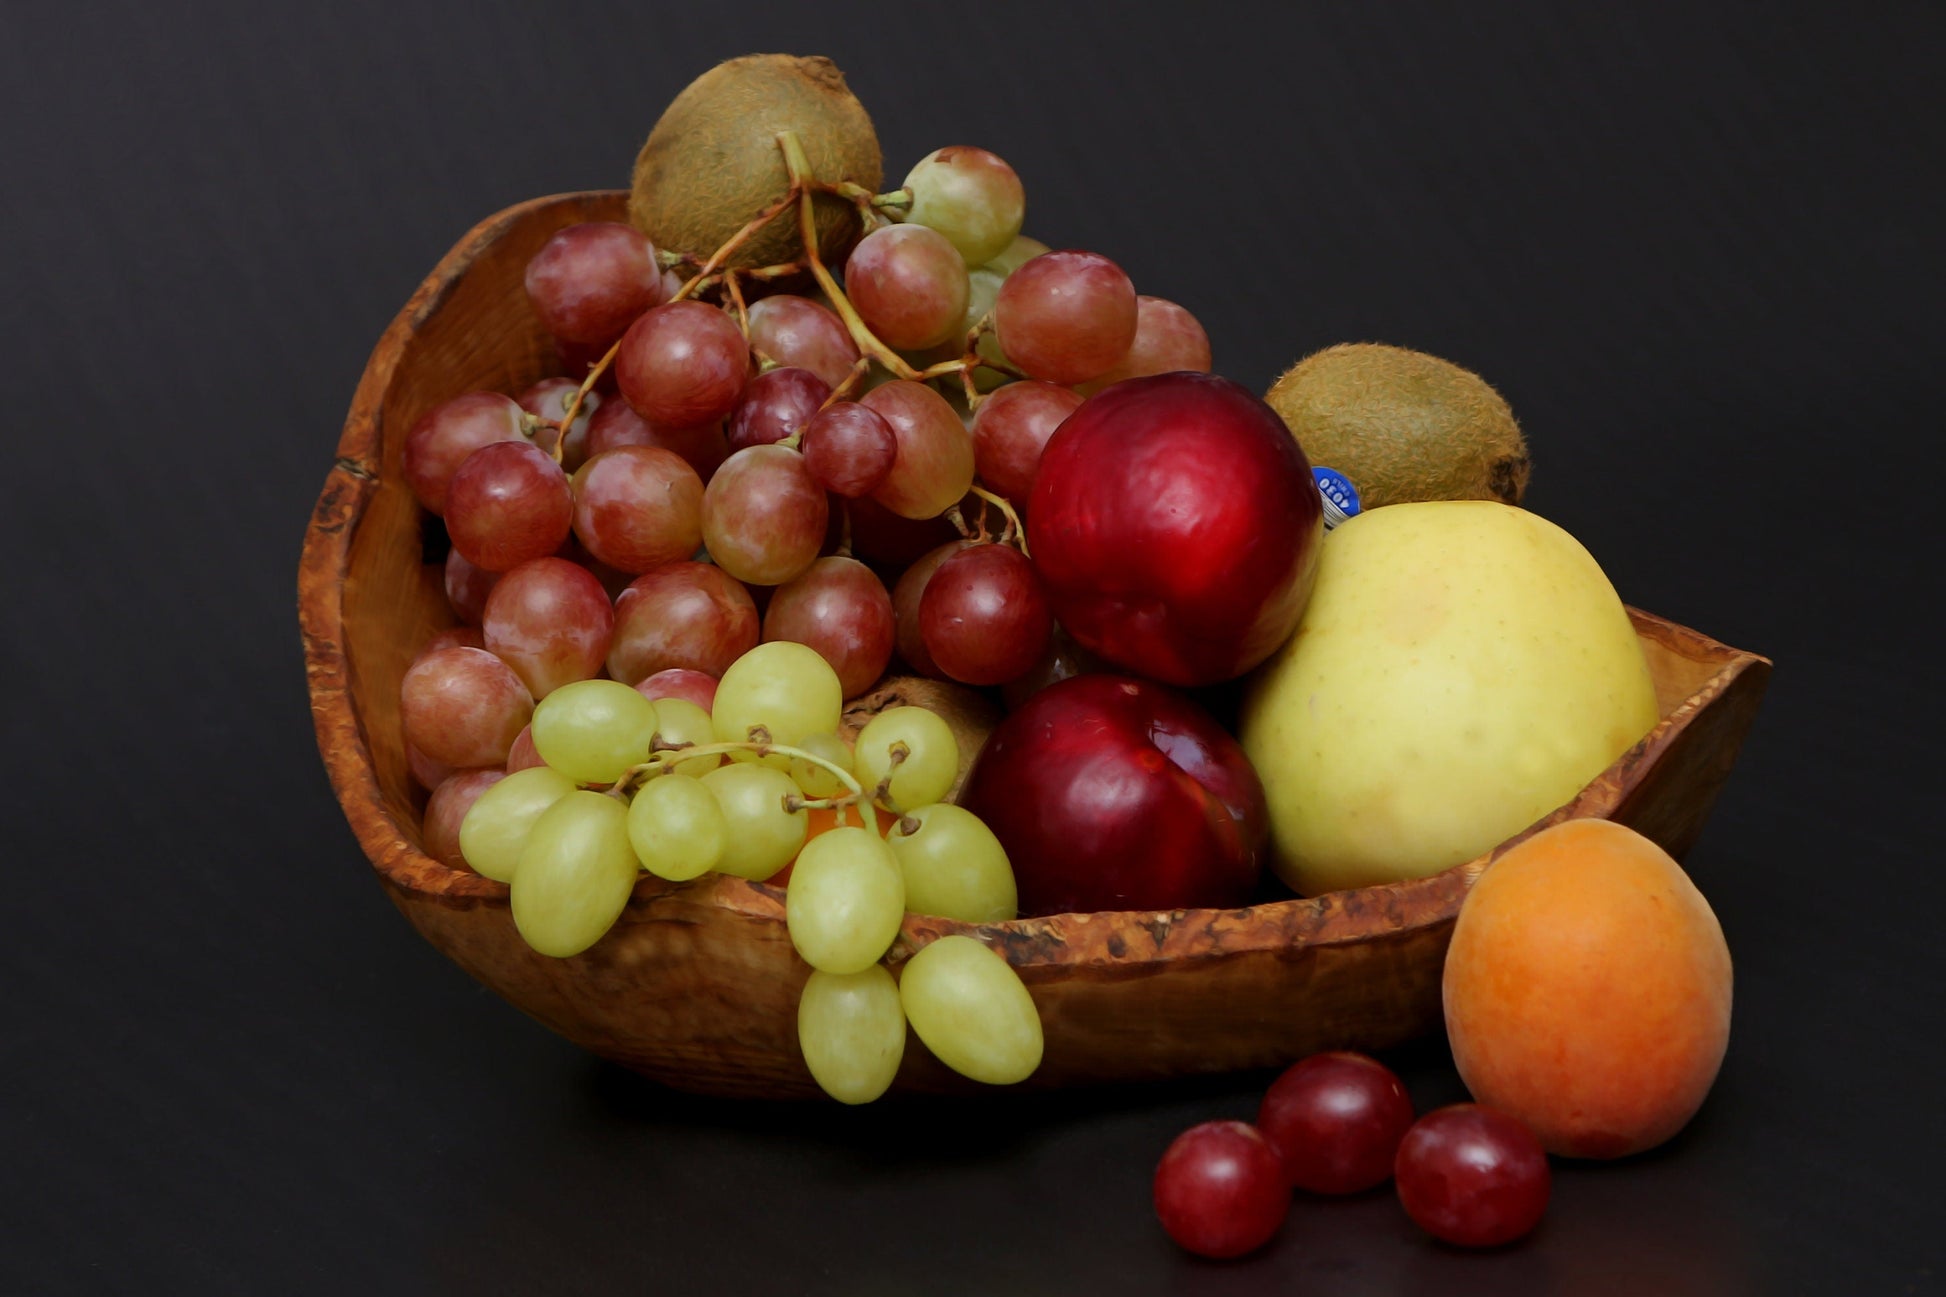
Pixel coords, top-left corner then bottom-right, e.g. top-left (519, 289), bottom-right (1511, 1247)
top-left (3, 2), bottom-right (1941, 1292)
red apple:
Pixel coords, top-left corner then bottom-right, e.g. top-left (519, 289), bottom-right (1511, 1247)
top-left (959, 674), bottom-right (1268, 915)
top-left (1025, 372), bottom-right (1323, 686)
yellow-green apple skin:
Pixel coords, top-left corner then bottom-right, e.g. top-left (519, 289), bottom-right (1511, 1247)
top-left (1240, 501), bottom-right (1660, 895)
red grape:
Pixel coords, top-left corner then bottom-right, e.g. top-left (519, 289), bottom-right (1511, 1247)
top-left (405, 740), bottom-right (454, 792)
top-left (993, 250), bottom-right (1138, 385)
top-left (584, 399), bottom-right (729, 482)
top-left (424, 768), bottom-right (505, 869)
top-left (762, 556), bottom-right (895, 698)
top-left (634, 668), bottom-right (719, 713)
top-left (861, 380), bottom-right (975, 519)
top-left (727, 366), bottom-right (832, 452)
top-left (570, 445), bottom-right (705, 573)
top-left (1258, 1052), bottom-right (1416, 1196)
top-left (556, 336), bottom-right (622, 395)
top-left (1077, 295), bottom-right (1212, 395)
top-left (481, 557), bottom-right (613, 699)
top-left (505, 724), bottom-right (544, 773)
top-left (1394, 1104), bottom-right (1551, 1248)
top-left (444, 440), bottom-right (573, 573)
top-left (891, 539), bottom-right (974, 677)
top-left (845, 494), bottom-right (960, 573)
top-left (524, 221), bottom-right (665, 347)
top-left (609, 561), bottom-right (759, 684)
top-left (918, 543), bottom-right (1051, 686)
top-left (701, 444), bottom-right (828, 586)
top-left (844, 224), bottom-right (970, 351)
top-left (518, 377), bottom-right (602, 471)
top-left (400, 646), bottom-right (533, 769)
top-left (402, 391), bottom-right (527, 515)
top-left (616, 300), bottom-right (750, 428)
top-left (800, 401), bottom-right (898, 498)
top-left (746, 293), bottom-right (860, 388)
top-left (1153, 1121), bottom-right (1288, 1260)
top-left (442, 548), bottom-right (500, 624)
top-left (969, 380), bottom-right (1084, 502)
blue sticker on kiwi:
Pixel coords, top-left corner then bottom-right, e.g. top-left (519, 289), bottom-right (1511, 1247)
top-left (1313, 467), bottom-right (1361, 529)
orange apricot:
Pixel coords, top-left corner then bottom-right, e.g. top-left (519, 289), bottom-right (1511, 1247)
top-left (1442, 818), bottom-right (1732, 1159)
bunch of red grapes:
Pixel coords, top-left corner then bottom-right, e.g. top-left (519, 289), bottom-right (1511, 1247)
top-left (396, 144), bottom-right (1214, 795)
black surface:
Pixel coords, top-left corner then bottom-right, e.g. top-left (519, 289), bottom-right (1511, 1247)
top-left (3, 2), bottom-right (1941, 1292)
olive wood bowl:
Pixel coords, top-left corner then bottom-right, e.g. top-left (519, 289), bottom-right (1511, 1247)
top-left (299, 191), bottom-right (1772, 1098)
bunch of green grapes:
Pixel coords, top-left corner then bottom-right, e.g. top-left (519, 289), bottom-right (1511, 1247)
top-left (451, 640), bottom-right (1042, 1102)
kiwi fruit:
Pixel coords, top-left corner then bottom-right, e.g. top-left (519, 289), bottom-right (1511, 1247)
top-left (1264, 343), bottom-right (1530, 510)
top-left (629, 54), bottom-right (883, 269)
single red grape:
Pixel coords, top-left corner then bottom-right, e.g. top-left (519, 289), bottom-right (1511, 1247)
top-left (1394, 1104), bottom-right (1551, 1248)
top-left (444, 441), bottom-right (574, 573)
top-left (505, 724), bottom-right (544, 773)
top-left (969, 380), bottom-right (1084, 502)
top-left (400, 646), bottom-right (533, 770)
top-left (417, 624), bottom-right (485, 658)
top-left (555, 336), bottom-right (621, 395)
top-left (518, 377), bottom-right (602, 471)
top-left (442, 548), bottom-right (500, 625)
top-left (1153, 1121), bottom-right (1288, 1259)
top-left (405, 739), bottom-right (454, 792)
top-left (745, 294), bottom-right (860, 389)
top-left (616, 300), bottom-right (750, 428)
top-left (861, 380), bottom-right (975, 519)
top-left (584, 398), bottom-right (729, 482)
top-left (402, 391), bottom-right (527, 515)
top-left (570, 445), bottom-right (705, 573)
top-left (634, 668), bottom-right (719, 713)
top-left (524, 221), bottom-right (665, 347)
top-left (763, 556), bottom-right (895, 698)
top-left (844, 223), bottom-right (970, 351)
top-left (1258, 1051), bottom-right (1416, 1195)
top-left (608, 561), bottom-right (760, 684)
top-left (800, 401), bottom-right (898, 499)
top-left (727, 366), bottom-right (832, 452)
top-left (424, 768), bottom-right (505, 869)
top-left (918, 543), bottom-right (1052, 686)
top-left (993, 250), bottom-right (1138, 385)
top-left (701, 444), bottom-right (828, 586)
top-left (891, 539), bottom-right (974, 677)
top-left (481, 557), bottom-right (613, 699)
top-left (1077, 295), bottom-right (1212, 395)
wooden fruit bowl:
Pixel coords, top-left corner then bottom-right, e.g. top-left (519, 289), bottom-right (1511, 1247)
top-left (298, 191), bottom-right (1772, 1098)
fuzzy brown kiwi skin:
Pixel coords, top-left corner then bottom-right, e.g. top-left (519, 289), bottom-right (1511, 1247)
top-left (1265, 342), bottom-right (1531, 510)
top-left (629, 54), bottom-right (883, 269)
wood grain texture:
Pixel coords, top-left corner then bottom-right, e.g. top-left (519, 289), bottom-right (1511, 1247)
top-left (299, 192), bottom-right (1772, 1099)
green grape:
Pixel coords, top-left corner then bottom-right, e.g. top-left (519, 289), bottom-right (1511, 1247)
top-left (700, 763), bottom-right (807, 880)
top-left (626, 773), bottom-right (727, 881)
top-left (982, 234), bottom-right (1051, 277)
top-left (509, 791), bottom-right (640, 957)
top-left (888, 803), bottom-right (1018, 923)
top-left (713, 641), bottom-right (844, 761)
top-left (903, 147), bottom-right (1026, 267)
top-left (789, 732), bottom-right (854, 799)
top-left (797, 965), bottom-right (905, 1104)
top-left (531, 679), bottom-right (657, 785)
top-left (785, 826), bottom-right (906, 974)
top-left (852, 706), bottom-right (958, 811)
top-left (650, 696), bottom-right (721, 779)
top-left (899, 934), bottom-right (1043, 1086)
top-left (457, 765), bottom-right (577, 883)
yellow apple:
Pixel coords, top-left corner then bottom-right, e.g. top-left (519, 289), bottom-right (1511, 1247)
top-left (1239, 501), bottom-right (1659, 895)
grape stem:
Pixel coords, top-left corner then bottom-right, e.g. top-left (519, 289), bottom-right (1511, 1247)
top-left (612, 738), bottom-right (887, 839)
top-left (969, 485), bottom-right (1029, 555)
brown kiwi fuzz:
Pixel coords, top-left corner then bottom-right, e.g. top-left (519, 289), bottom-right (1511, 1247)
top-left (1265, 342), bottom-right (1532, 510)
top-left (629, 54), bottom-right (883, 270)
top-left (840, 676), bottom-right (1001, 805)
